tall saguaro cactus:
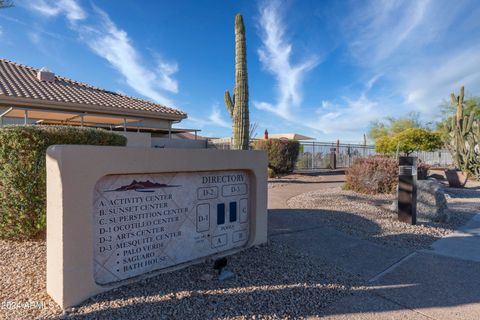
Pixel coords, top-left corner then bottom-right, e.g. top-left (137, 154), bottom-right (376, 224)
top-left (224, 14), bottom-right (250, 150)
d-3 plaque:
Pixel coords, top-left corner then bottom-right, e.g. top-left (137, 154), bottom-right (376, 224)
top-left (93, 170), bottom-right (250, 285)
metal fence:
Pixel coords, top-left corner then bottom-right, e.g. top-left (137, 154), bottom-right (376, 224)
top-left (208, 139), bottom-right (256, 150)
top-left (411, 150), bottom-right (453, 167)
top-left (208, 139), bottom-right (454, 169)
top-left (296, 141), bottom-right (453, 170)
top-left (207, 140), bottom-right (232, 150)
top-left (296, 142), bottom-right (376, 170)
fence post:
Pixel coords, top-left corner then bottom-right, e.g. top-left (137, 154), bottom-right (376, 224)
top-left (336, 140), bottom-right (340, 167)
top-left (330, 148), bottom-right (337, 169)
top-left (347, 145), bottom-right (351, 167)
top-left (312, 142), bottom-right (315, 169)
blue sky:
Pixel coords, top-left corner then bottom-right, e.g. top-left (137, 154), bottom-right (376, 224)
top-left (1, 0), bottom-right (479, 142)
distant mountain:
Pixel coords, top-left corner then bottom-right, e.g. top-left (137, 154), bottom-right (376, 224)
top-left (107, 180), bottom-right (180, 192)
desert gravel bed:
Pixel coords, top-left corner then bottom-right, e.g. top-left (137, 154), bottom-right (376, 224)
top-left (0, 240), bottom-right (62, 319)
top-left (287, 186), bottom-right (479, 250)
top-left (0, 239), bottom-right (360, 320)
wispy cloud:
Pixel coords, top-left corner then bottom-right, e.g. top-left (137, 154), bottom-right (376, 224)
top-left (343, 0), bottom-right (431, 66)
top-left (25, 0), bottom-right (179, 106)
top-left (155, 58), bottom-right (179, 94)
top-left (79, 7), bottom-right (178, 105)
top-left (27, 0), bottom-right (86, 22)
top-left (306, 73), bottom-right (388, 137)
top-left (339, 0), bottom-right (480, 121)
top-left (365, 74), bottom-right (382, 93)
top-left (254, 0), bottom-right (319, 119)
top-left (208, 104), bottom-right (230, 128)
top-left (309, 96), bottom-right (383, 135)
top-left (164, 0), bottom-right (480, 141)
top-left (402, 45), bottom-right (480, 114)
top-left (187, 104), bottom-right (231, 130)
top-left (28, 32), bottom-right (41, 44)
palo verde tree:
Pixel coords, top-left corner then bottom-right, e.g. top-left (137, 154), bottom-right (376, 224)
top-left (224, 14), bottom-right (250, 150)
top-left (368, 112), bottom-right (424, 142)
top-left (375, 128), bottom-right (442, 156)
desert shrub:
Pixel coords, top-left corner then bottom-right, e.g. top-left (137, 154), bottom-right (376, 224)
top-left (0, 125), bottom-right (126, 240)
top-left (254, 139), bottom-right (300, 174)
top-left (344, 156), bottom-right (398, 194)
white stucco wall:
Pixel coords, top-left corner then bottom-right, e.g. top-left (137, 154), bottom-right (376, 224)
top-left (151, 137), bottom-right (207, 149)
top-left (116, 132), bottom-right (152, 147)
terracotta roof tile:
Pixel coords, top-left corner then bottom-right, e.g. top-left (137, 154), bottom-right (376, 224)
top-left (0, 59), bottom-right (186, 119)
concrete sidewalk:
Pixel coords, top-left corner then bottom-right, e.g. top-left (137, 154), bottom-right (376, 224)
top-left (268, 174), bottom-right (345, 209)
top-left (425, 212), bottom-right (480, 262)
top-left (321, 249), bottom-right (480, 320)
top-left (268, 177), bottom-right (480, 320)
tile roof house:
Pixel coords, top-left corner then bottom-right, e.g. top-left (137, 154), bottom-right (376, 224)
top-left (0, 59), bottom-right (198, 140)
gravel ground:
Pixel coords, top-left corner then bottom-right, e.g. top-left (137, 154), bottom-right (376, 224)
top-left (0, 240), bottom-right (360, 320)
top-left (287, 186), bottom-right (479, 250)
top-left (2, 175), bottom-right (478, 320)
top-left (0, 240), bottom-right (62, 319)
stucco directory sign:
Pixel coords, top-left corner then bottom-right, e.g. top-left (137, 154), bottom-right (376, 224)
top-left (93, 170), bottom-right (250, 285)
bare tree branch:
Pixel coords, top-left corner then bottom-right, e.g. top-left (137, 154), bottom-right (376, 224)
top-left (0, 0), bottom-right (14, 9)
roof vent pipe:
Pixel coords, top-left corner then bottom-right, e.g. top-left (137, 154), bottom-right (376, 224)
top-left (37, 67), bottom-right (55, 82)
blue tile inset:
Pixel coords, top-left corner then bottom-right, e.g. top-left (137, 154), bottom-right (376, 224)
top-left (217, 203), bottom-right (225, 225)
top-left (229, 201), bottom-right (237, 222)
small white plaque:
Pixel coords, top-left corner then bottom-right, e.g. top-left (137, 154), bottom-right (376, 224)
top-left (93, 170), bottom-right (250, 285)
top-left (239, 198), bottom-right (248, 223)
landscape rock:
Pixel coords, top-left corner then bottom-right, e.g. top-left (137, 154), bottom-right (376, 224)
top-left (391, 179), bottom-right (450, 222)
top-left (417, 180), bottom-right (450, 222)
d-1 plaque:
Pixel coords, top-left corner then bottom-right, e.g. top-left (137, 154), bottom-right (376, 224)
top-left (93, 170), bottom-right (250, 285)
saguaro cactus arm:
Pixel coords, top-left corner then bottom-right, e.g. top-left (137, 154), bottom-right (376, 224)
top-left (224, 91), bottom-right (234, 118)
top-left (452, 86), bottom-right (465, 128)
top-left (450, 93), bottom-right (457, 105)
top-left (451, 86), bottom-right (464, 103)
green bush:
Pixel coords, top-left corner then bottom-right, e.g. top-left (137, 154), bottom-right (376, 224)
top-left (0, 125), bottom-right (126, 240)
top-left (344, 156), bottom-right (398, 194)
top-left (254, 139), bottom-right (300, 174)
top-left (375, 128), bottom-right (442, 155)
